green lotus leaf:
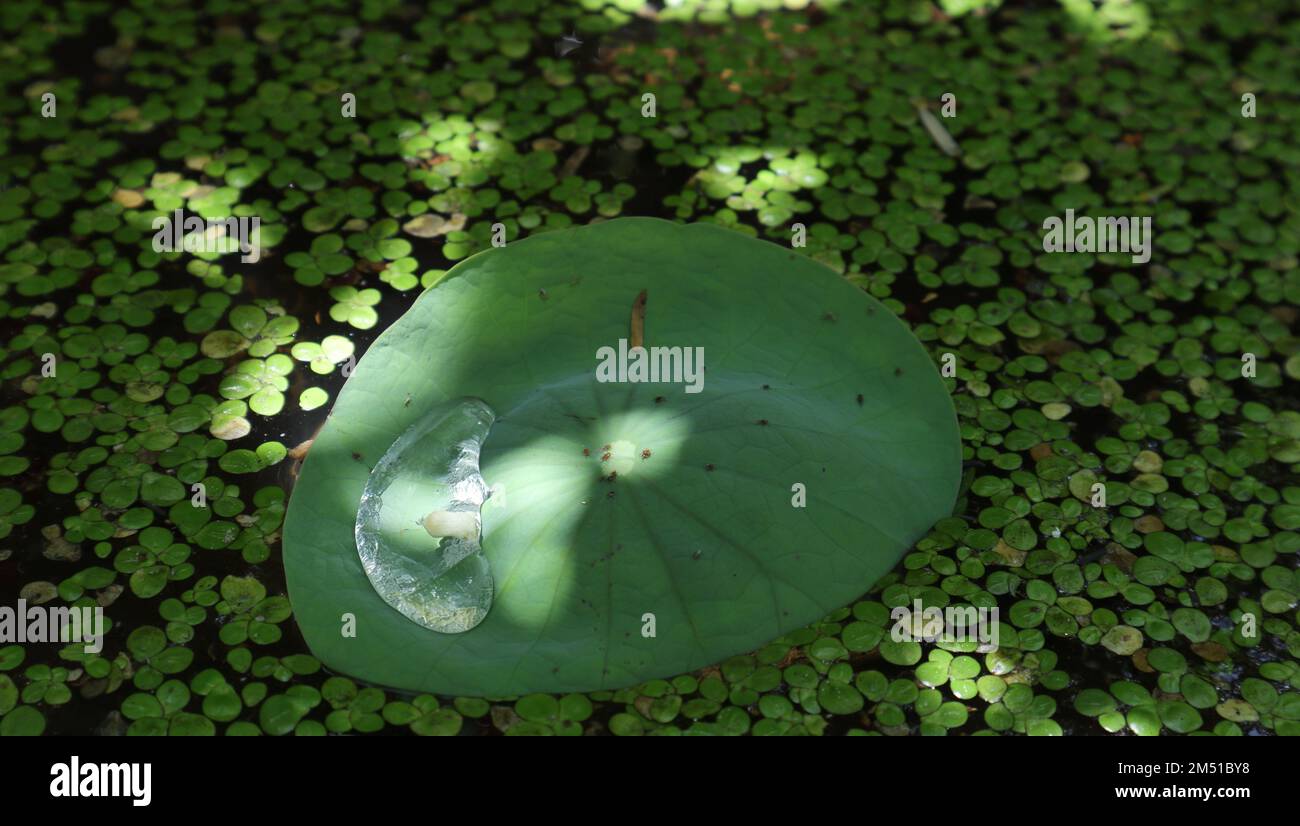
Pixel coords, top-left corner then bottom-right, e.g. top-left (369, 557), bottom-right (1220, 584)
top-left (284, 218), bottom-right (959, 695)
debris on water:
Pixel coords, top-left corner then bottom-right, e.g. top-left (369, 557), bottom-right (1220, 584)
top-left (916, 105), bottom-right (961, 157)
top-left (555, 32), bottom-right (583, 57)
top-left (354, 397), bottom-right (497, 633)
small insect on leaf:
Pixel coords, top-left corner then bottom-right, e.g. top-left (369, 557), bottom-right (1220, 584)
top-left (582, 448), bottom-right (590, 456)
top-left (641, 449), bottom-right (651, 459)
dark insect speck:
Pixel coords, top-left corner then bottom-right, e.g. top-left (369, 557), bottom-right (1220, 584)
top-left (894, 367), bottom-right (903, 376)
top-left (692, 550), bottom-right (702, 560)
top-left (582, 448), bottom-right (590, 456)
top-left (856, 393), bottom-right (864, 405)
top-left (641, 449), bottom-right (651, 459)
top-left (654, 396), bottom-right (665, 404)
top-left (705, 463), bottom-right (715, 471)
top-left (757, 419), bottom-right (768, 426)
top-left (606, 490), bottom-right (616, 499)
top-left (601, 452), bottom-right (611, 461)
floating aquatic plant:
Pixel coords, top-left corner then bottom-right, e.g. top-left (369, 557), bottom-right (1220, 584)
top-left (284, 218), bottom-right (961, 695)
top-left (0, 0), bottom-right (1296, 738)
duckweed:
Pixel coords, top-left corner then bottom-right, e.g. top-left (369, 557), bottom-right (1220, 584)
top-left (0, 0), bottom-right (1297, 737)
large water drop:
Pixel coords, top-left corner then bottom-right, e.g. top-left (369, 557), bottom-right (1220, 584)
top-left (355, 397), bottom-right (496, 633)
